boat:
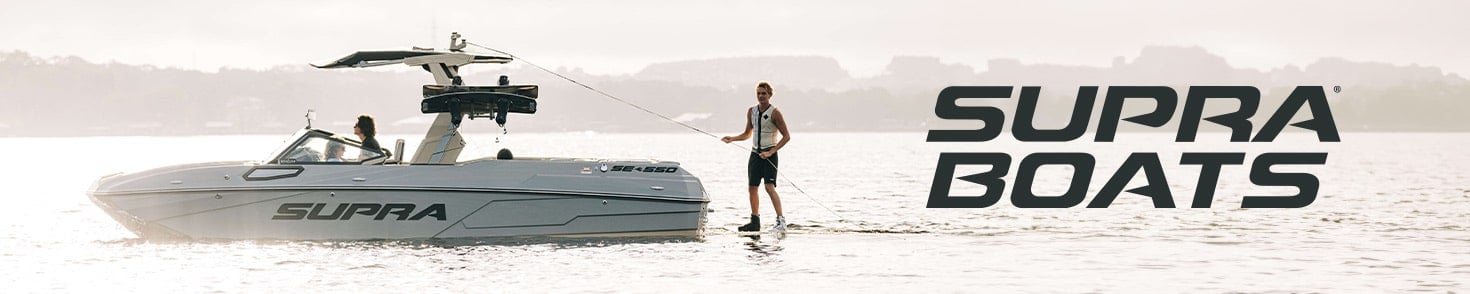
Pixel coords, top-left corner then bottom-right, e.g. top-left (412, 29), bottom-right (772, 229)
top-left (86, 34), bottom-right (709, 240)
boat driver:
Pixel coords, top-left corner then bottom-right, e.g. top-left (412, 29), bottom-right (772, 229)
top-left (325, 141), bottom-right (347, 162)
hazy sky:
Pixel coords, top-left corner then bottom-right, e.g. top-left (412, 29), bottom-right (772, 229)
top-left (2, 0), bottom-right (1465, 76)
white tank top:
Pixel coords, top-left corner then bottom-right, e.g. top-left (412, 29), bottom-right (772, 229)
top-left (750, 105), bottom-right (778, 150)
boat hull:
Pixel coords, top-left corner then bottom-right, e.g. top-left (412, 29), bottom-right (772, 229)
top-left (88, 160), bottom-right (708, 240)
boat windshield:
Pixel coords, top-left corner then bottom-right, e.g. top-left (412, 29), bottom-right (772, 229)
top-left (267, 129), bottom-right (385, 164)
top-left (262, 129), bottom-right (311, 163)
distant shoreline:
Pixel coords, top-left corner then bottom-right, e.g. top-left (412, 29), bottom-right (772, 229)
top-left (3, 130), bottom-right (1464, 139)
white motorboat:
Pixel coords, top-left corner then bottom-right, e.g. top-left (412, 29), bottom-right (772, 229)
top-left (86, 35), bottom-right (709, 240)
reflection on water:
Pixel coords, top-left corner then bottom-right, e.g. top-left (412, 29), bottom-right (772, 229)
top-left (98, 235), bottom-right (707, 250)
top-left (1, 133), bottom-right (1468, 292)
top-left (743, 232), bottom-right (786, 265)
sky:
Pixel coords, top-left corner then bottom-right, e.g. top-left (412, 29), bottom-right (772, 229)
top-left (1, 0), bottom-right (1465, 76)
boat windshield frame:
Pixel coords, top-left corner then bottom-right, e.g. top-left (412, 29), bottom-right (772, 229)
top-left (265, 129), bottom-right (388, 165)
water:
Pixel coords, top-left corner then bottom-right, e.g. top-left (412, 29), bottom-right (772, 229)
top-left (1, 132), bottom-right (1467, 292)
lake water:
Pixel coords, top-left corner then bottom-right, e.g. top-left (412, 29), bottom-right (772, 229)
top-left (1, 132), bottom-right (1466, 292)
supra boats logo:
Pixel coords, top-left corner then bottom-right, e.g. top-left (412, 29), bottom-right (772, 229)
top-left (927, 86), bottom-right (1338, 208)
top-left (272, 203), bottom-right (448, 221)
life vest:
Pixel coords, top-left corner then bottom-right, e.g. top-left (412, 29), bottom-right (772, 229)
top-left (750, 105), bottom-right (778, 150)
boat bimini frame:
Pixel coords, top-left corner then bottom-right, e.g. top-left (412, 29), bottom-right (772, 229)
top-left (312, 32), bottom-right (536, 164)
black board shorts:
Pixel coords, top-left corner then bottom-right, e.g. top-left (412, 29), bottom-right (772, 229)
top-left (748, 148), bottom-right (778, 187)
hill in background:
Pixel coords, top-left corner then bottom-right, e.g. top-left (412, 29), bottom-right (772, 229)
top-left (0, 46), bottom-right (1465, 137)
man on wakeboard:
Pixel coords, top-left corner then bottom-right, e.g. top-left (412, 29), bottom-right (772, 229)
top-left (722, 81), bottom-right (791, 232)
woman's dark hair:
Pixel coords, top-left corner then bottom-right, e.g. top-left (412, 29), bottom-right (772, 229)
top-left (355, 114), bottom-right (376, 138)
